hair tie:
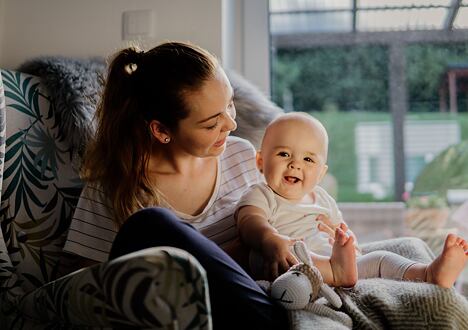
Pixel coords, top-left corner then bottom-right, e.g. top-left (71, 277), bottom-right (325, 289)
top-left (124, 50), bottom-right (144, 75)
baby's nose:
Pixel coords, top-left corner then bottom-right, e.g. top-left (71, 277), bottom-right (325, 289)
top-left (289, 161), bottom-right (300, 170)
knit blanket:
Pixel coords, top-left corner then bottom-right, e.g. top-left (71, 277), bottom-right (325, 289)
top-left (290, 237), bottom-right (468, 329)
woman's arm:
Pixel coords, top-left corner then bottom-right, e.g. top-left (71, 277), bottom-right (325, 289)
top-left (236, 205), bottom-right (298, 280)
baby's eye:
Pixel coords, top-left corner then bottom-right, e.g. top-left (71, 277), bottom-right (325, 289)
top-left (304, 157), bottom-right (314, 163)
top-left (278, 152), bottom-right (290, 157)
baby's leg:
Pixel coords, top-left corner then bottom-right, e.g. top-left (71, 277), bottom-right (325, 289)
top-left (311, 224), bottom-right (358, 287)
top-left (357, 250), bottom-right (416, 280)
top-left (357, 234), bottom-right (468, 288)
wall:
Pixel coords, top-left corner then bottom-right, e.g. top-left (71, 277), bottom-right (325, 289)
top-left (0, 0), bottom-right (4, 65)
top-left (0, 0), bottom-right (222, 69)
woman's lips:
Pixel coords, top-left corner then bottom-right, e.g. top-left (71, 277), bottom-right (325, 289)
top-left (214, 138), bottom-right (226, 147)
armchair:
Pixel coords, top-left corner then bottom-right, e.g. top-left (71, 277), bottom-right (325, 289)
top-left (1, 64), bottom-right (467, 329)
top-left (0, 69), bottom-right (210, 329)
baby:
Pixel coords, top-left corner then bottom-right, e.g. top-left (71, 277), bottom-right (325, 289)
top-left (235, 112), bottom-right (468, 289)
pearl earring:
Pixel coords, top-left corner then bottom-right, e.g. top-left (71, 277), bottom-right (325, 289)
top-left (164, 137), bottom-right (170, 143)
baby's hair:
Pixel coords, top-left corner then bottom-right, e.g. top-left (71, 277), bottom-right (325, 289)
top-left (262, 112), bottom-right (329, 159)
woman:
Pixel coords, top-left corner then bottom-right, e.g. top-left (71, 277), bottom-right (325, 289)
top-left (63, 41), bottom-right (289, 329)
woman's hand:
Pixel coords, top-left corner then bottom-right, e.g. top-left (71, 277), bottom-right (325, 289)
top-left (260, 232), bottom-right (299, 280)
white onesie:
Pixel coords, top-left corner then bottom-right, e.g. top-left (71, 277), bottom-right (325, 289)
top-left (236, 182), bottom-right (343, 256)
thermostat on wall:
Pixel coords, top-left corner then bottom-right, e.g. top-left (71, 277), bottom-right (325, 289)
top-left (122, 9), bottom-right (154, 40)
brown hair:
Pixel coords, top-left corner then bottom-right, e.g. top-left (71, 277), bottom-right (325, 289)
top-left (82, 41), bottom-right (218, 226)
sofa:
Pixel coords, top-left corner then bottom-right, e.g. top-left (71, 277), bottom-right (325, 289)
top-left (0, 61), bottom-right (468, 329)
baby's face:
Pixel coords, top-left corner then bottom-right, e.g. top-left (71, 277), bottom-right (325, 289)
top-left (257, 117), bottom-right (328, 203)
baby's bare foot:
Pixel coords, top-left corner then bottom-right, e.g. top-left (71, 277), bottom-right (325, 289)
top-left (330, 224), bottom-right (358, 287)
top-left (426, 234), bottom-right (468, 288)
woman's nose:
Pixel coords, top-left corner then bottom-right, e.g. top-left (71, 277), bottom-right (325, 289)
top-left (222, 108), bottom-right (237, 132)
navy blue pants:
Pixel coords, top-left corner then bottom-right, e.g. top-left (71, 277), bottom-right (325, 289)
top-left (109, 207), bottom-right (289, 330)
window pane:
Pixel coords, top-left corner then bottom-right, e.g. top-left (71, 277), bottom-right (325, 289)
top-left (405, 43), bottom-right (468, 197)
top-left (271, 12), bottom-right (352, 34)
top-left (358, 8), bottom-right (446, 31)
top-left (271, 45), bottom-right (392, 202)
top-left (270, 0), bottom-right (352, 12)
top-left (360, 0), bottom-right (450, 6)
top-left (454, 7), bottom-right (468, 29)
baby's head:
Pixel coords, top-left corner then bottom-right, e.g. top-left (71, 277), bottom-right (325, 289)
top-left (257, 112), bottom-right (328, 202)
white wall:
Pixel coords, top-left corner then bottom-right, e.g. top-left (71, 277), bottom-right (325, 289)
top-left (0, 0), bottom-right (5, 65)
top-left (221, 0), bottom-right (270, 95)
top-left (0, 0), bottom-right (222, 69)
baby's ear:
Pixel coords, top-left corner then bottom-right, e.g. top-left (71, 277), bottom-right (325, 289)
top-left (318, 164), bottom-right (328, 183)
top-left (256, 151), bottom-right (264, 173)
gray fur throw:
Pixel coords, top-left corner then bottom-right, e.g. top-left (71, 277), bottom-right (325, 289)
top-left (227, 70), bottom-right (283, 148)
top-left (19, 57), bottom-right (105, 158)
top-left (18, 57), bottom-right (282, 159)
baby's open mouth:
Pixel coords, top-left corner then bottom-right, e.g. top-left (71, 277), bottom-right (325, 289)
top-left (284, 176), bottom-right (300, 183)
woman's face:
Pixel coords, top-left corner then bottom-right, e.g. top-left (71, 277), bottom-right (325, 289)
top-left (171, 67), bottom-right (237, 158)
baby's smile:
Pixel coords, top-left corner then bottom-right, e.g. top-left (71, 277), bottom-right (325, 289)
top-left (284, 176), bottom-right (301, 184)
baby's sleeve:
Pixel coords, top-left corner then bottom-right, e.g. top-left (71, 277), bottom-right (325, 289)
top-left (235, 184), bottom-right (274, 221)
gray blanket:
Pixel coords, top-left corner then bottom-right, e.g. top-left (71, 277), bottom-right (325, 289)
top-left (290, 237), bottom-right (468, 329)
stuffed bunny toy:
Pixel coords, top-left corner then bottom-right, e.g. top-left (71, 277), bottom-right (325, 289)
top-left (263, 241), bottom-right (353, 328)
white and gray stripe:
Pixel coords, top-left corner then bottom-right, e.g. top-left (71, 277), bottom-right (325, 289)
top-left (63, 136), bottom-right (261, 262)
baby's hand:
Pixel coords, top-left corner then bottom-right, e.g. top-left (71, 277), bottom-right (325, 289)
top-left (260, 232), bottom-right (299, 280)
top-left (316, 214), bottom-right (341, 238)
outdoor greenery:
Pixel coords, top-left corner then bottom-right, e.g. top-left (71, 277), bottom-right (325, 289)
top-left (272, 43), bottom-right (468, 114)
top-left (272, 42), bottom-right (468, 201)
top-left (413, 140), bottom-right (468, 196)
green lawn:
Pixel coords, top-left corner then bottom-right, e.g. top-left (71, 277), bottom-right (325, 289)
top-left (309, 111), bottom-right (468, 202)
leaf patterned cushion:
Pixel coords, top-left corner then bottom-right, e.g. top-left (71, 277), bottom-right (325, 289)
top-left (1, 70), bottom-right (82, 292)
top-left (19, 247), bottom-right (211, 329)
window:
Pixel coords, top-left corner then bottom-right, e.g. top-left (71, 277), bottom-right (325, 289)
top-left (269, 0), bottom-right (468, 202)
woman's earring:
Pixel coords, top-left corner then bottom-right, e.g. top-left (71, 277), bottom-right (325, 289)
top-left (164, 137), bottom-right (170, 143)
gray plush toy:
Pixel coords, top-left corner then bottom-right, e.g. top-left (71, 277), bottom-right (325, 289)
top-left (259, 241), bottom-right (353, 328)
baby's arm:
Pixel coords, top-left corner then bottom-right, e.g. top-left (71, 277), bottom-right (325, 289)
top-left (236, 205), bottom-right (298, 280)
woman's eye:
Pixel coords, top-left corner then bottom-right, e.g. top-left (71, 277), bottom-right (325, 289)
top-left (206, 121), bottom-right (219, 130)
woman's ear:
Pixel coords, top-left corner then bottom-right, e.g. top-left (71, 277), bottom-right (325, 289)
top-left (256, 151), bottom-right (264, 174)
top-left (149, 120), bottom-right (171, 144)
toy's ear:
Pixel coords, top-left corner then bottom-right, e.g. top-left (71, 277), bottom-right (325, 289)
top-left (319, 284), bottom-right (342, 308)
top-left (293, 241), bottom-right (313, 266)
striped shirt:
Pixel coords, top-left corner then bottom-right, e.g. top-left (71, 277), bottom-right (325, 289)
top-left (63, 136), bottom-right (262, 262)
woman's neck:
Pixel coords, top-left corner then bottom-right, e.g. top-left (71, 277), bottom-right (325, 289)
top-left (147, 146), bottom-right (215, 176)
